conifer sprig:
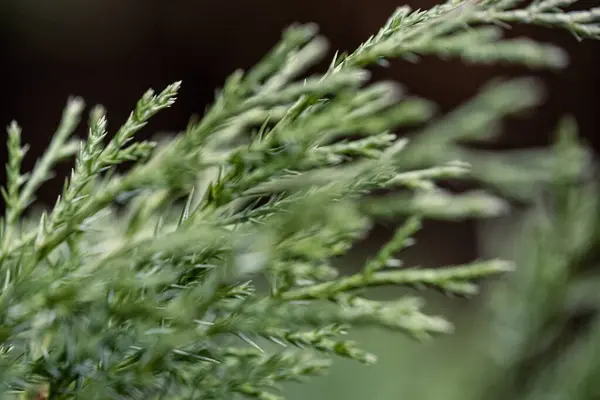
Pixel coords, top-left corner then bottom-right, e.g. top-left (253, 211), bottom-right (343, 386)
top-left (1, 0), bottom-right (599, 398)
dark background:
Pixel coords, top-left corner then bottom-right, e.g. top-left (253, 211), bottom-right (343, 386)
top-left (1, 0), bottom-right (599, 267)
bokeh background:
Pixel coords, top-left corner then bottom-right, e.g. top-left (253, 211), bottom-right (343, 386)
top-left (1, 1), bottom-right (600, 398)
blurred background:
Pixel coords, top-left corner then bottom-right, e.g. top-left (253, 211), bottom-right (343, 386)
top-left (1, 1), bottom-right (600, 398)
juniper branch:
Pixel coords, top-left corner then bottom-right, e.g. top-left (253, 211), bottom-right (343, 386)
top-left (1, 1), bottom-right (599, 398)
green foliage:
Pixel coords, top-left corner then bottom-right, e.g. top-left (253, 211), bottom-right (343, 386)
top-left (0, 0), bottom-right (598, 398)
top-left (464, 119), bottom-right (600, 400)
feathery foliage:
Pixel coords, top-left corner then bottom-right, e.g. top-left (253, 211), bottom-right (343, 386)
top-left (1, 0), bottom-right (599, 398)
top-left (462, 119), bottom-right (600, 400)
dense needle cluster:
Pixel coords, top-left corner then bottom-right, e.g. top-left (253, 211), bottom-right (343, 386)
top-left (1, 0), bottom-right (599, 399)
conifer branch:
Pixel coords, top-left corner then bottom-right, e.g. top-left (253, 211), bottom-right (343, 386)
top-left (1, 1), bottom-right (599, 398)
